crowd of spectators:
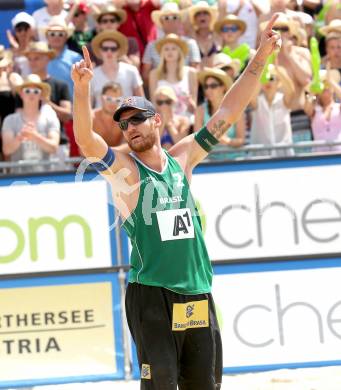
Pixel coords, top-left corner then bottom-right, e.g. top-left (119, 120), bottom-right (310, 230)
top-left (0, 0), bottom-right (340, 174)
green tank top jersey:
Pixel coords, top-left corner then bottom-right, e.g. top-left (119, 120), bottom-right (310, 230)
top-left (122, 150), bottom-right (213, 295)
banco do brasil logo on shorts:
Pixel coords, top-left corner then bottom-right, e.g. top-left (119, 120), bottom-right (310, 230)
top-left (172, 300), bottom-right (209, 331)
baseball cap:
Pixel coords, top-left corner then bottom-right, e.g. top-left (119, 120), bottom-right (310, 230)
top-left (113, 96), bottom-right (156, 122)
top-left (11, 12), bottom-right (36, 29)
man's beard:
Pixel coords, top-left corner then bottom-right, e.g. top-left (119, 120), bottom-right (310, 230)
top-left (127, 131), bottom-right (156, 152)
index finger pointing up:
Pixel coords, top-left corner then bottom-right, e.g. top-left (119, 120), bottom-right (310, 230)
top-left (265, 12), bottom-right (280, 33)
top-left (82, 46), bottom-right (92, 68)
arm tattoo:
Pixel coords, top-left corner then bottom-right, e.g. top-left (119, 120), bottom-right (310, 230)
top-left (210, 119), bottom-right (229, 139)
top-left (248, 60), bottom-right (265, 76)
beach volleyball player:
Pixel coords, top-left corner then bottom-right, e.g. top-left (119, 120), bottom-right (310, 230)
top-left (71, 14), bottom-right (281, 390)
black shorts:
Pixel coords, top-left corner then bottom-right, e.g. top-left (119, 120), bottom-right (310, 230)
top-left (125, 283), bottom-right (222, 390)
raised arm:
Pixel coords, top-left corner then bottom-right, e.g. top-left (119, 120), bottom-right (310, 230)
top-left (171, 13), bottom-right (282, 169)
top-left (72, 46), bottom-right (115, 168)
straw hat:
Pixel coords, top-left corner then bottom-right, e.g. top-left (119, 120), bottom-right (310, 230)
top-left (15, 74), bottom-right (51, 100)
top-left (152, 2), bottom-right (183, 29)
top-left (198, 67), bottom-right (233, 90)
top-left (43, 16), bottom-right (74, 38)
top-left (155, 33), bottom-right (189, 56)
top-left (320, 19), bottom-right (341, 37)
top-left (214, 14), bottom-right (246, 35)
top-left (325, 31), bottom-right (341, 42)
top-left (320, 69), bottom-right (341, 85)
top-left (0, 45), bottom-right (13, 68)
top-left (91, 30), bottom-right (128, 59)
top-left (23, 41), bottom-right (56, 59)
top-left (187, 1), bottom-right (218, 30)
top-left (212, 53), bottom-right (241, 77)
top-left (154, 85), bottom-right (177, 102)
top-left (93, 4), bottom-right (127, 24)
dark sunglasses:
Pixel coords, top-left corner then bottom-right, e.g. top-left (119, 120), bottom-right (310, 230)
top-left (118, 113), bottom-right (154, 131)
top-left (99, 17), bottom-right (120, 24)
top-left (162, 15), bottom-right (179, 21)
top-left (47, 31), bottom-right (67, 38)
top-left (15, 23), bottom-right (30, 32)
top-left (156, 99), bottom-right (173, 106)
top-left (204, 82), bottom-right (222, 90)
top-left (269, 75), bottom-right (277, 82)
top-left (195, 11), bottom-right (210, 17)
top-left (274, 26), bottom-right (289, 33)
top-left (74, 11), bottom-right (86, 17)
top-left (101, 45), bottom-right (119, 52)
top-left (221, 25), bottom-right (239, 33)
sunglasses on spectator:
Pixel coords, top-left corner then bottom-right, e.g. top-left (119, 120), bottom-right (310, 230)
top-left (99, 17), bottom-right (120, 24)
top-left (269, 76), bottom-right (277, 82)
top-left (195, 11), bottom-right (210, 17)
top-left (162, 15), bottom-right (179, 21)
top-left (204, 82), bottom-right (222, 90)
top-left (221, 25), bottom-right (239, 33)
top-left (273, 26), bottom-right (289, 33)
top-left (74, 11), bottom-right (86, 17)
top-left (118, 113), bottom-right (154, 131)
top-left (15, 23), bottom-right (30, 32)
top-left (156, 99), bottom-right (173, 106)
top-left (101, 45), bottom-right (119, 52)
top-left (102, 95), bottom-right (121, 103)
top-left (22, 87), bottom-right (42, 95)
top-left (47, 31), bottom-right (67, 38)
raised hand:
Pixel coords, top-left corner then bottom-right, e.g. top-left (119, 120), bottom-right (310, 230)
top-left (71, 46), bottom-right (93, 87)
top-left (258, 13), bottom-right (282, 58)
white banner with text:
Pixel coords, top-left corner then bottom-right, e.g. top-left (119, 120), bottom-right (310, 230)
top-left (191, 164), bottom-right (341, 261)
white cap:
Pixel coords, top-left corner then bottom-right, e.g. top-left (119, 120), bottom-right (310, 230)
top-left (11, 12), bottom-right (36, 28)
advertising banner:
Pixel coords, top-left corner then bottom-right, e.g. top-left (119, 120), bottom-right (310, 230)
top-left (0, 173), bottom-right (116, 274)
top-left (0, 273), bottom-right (124, 388)
top-left (213, 260), bottom-right (341, 373)
top-left (192, 156), bottom-right (341, 261)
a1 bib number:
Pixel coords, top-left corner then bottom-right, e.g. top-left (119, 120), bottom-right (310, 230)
top-left (156, 208), bottom-right (194, 241)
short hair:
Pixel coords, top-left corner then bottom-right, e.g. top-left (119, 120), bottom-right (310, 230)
top-left (101, 81), bottom-right (122, 95)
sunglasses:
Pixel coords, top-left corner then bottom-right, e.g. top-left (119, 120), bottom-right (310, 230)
top-left (204, 82), bottom-right (222, 90)
top-left (195, 11), bottom-right (210, 17)
top-left (101, 45), bottom-right (119, 52)
top-left (269, 75), bottom-right (277, 82)
top-left (162, 15), bottom-right (179, 21)
top-left (15, 24), bottom-right (30, 32)
top-left (74, 11), bottom-right (86, 17)
top-left (99, 17), bottom-right (120, 24)
top-left (273, 26), bottom-right (289, 33)
top-left (47, 31), bottom-right (67, 38)
top-left (221, 25), bottom-right (239, 33)
top-left (102, 95), bottom-right (120, 103)
top-left (156, 99), bottom-right (173, 106)
top-left (23, 87), bottom-right (41, 95)
top-left (118, 113), bottom-right (154, 131)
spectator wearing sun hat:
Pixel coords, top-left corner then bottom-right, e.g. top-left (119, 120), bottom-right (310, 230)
top-left (1, 74), bottom-right (60, 173)
top-left (222, 0), bottom-right (268, 49)
top-left (33, 0), bottom-right (68, 41)
top-left (142, 2), bottom-right (201, 86)
top-left (148, 33), bottom-right (197, 121)
top-left (321, 32), bottom-right (341, 81)
top-left (152, 85), bottom-right (190, 150)
top-left (187, 1), bottom-right (219, 67)
top-left (22, 41), bottom-right (72, 145)
top-left (44, 16), bottom-right (82, 96)
top-left (90, 30), bottom-right (144, 108)
top-left (88, 4), bottom-right (140, 67)
top-left (7, 12), bottom-right (36, 77)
